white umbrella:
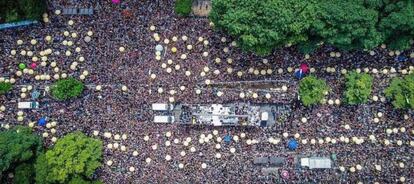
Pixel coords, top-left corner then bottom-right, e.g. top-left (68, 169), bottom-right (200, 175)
top-left (107, 144), bottom-right (113, 149)
top-left (375, 164), bottom-right (381, 171)
top-left (164, 39), bottom-right (170, 44)
top-left (180, 151), bottom-right (186, 156)
top-left (240, 133), bottom-right (246, 138)
top-left (301, 117), bottom-right (307, 123)
top-left (215, 153), bottom-right (221, 159)
top-left (169, 97), bottom-right (175, 103)
top-left (132, 151), bottom-right (138, 157)
top-left (239, 92), bottom-right (245, 98)
top-left (227, 58), bottom-right (233, 64)
top-left (113, 143), bottom-right (119, 149)
top-left (201, 163), bottom-right (207, 169)
top-left (120, 145), bottom-right (127, 151)
top-left (84, 36), bottom-right (92, 42)
top-left (215, 144), bottom-right (221, 149)
top-left (106, 160), bottom-right (113, 166)
top-left (129, 167), bottom-right (135, 172)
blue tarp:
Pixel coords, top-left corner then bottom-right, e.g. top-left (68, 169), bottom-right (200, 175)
top-left (0, 20), bottom-right (39, 30)
top-left (38, 118), bottom-right (46, 126)
top-left (287, 139), bottom-right (298, 150)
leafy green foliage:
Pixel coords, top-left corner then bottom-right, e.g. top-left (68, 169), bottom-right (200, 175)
top-left (68, 176), bottom-right (103, 184)
top-left (385, 74), bottom-right (414, 109)
top-left (310, 0), bottom-right (383, 50)
top-left (0, 126), bottom-right (42, 173)
top-left (210, 0), bottom-right (414, 54)
top-left (0, 82), bottom-right (12, 95)
top-left (36, 132), bottom-right (103, 183)
top-left (50, 78), bottom-right (85, 101)
top-left (210, 0), bottom-right (317, 56)
top-left (34, 153), bottom-right (49, 184)
top-left (299, 76), bottom-right (329, 106)
top-left (14, 163), bottom-right (34, 184)
top-left (344, 71), bottom-right (373, 104)
top-left (0, 0), bottom-right (46, 23)
top-left (175, 0), bottom-right (192, 16)
top-left (377, 0), bottom-right (414, 50)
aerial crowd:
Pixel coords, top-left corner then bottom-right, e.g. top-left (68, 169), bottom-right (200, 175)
top-left (1, 0), bottom-right (414, 183)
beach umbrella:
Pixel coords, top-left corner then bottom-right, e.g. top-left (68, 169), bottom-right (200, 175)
top-left (38, 118), bottom-right (46, 126)
top-left (287, 139), bottom-right (298, 150)
top-left (155, 44), bottom-right (163, 52)
top-left (106, 160), bottom-right (113, 166)
top-left (30, 63), bottom-right (37, 69)
top-left (18, 63), bottom-right (26, 70)
top-left (224, 135), bottom-right (231, 143)
top-left (281, 170), bottom-right (289, 179)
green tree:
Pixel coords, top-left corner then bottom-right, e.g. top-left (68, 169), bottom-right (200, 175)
top-left (14, 163), bottom-right (34, 184)
top-left (385, 74), bottom-right (414, 109)
top-left (34, 153), bottom-right (49, 184)
top-left (175, 0), bottom-right (192, 16)
top-left (0, 0), bottom-right (46, 23)
top-left (68, 176), bottom-right (102, 184)
top-left (299, 76), bottom-right (329, 106)
top-left (309, 0), bottom-right (383, 50)
top-left (50, 78), bottom-right (85, 101)
top-left (210, 0), bottom-right (317, 56)
top-left (344, 71), bottom-right (373, 105)
top-left (0, 82), bottom-right (13, 95)
top-left (36, 132), bottom-right (103, 183)
top-left (0, 126), bottom-right (42, 173)
top-left (377, 0), bottom-right (414, 50)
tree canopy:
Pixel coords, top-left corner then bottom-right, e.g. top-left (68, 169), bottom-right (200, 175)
top-left (0, 0), bottom-right (46, 23)
top-left (175, 0), bottom-right (192, 16)
top-left (210, 0), bottom-right (414, 55)
top-left (0, 82), bottom-right (13, 95)
top-left (210, 0), bottom-right (317, 55)
top-left (0, 126), bottom-right (43, 174)
top-left (344, 71), bottom-right (373, 105)
top-left (385, 74), bottom-right (414, 109)
top-left (310, 0), bottom-right (383, 50)
top-left (50, 78), bottom-right (85, 101)
top-left (299, 76), bottom-right (329, 106)
top-left (36, 132), bottom-right (103, 183)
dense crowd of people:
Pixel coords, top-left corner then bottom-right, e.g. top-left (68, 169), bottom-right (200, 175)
top-left (1, 0), bottom-right (414, 183)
